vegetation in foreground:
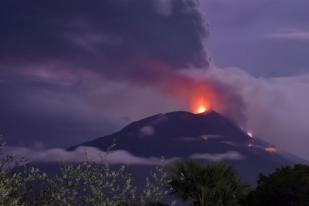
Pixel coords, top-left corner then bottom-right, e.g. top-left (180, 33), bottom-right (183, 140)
top-left (169, 160), bottom-right (248, 206)
top-left (0, 144), bottom-right (309, 206)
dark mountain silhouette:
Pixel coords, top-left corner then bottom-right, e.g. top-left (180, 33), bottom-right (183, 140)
top-left (69, 110), bottom-right (304, 183)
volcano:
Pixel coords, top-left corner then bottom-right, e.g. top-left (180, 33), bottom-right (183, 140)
top-left (69, 110), bottom-right (303, 183)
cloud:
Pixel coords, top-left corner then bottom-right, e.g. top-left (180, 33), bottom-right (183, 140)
top-left (7, 146), bottom-right (171, 165)
top-left (0, 0), bottom-right (208, 81)
top-left (0, 0), bottom-right (209, 105)
top-left (0, 72), bottom-right (185, 147)
top-left (184, 66), bottom-right (309, 160)
top-left (0, 0), bottom-right (209, 148)
top-left (200, 0), bottom-right (309, 77)
top-left (264, 29), bottom-right (309, 41)
top-left (190, 151), bottom-right (244, 161)
top-left (8, 146), bottom-right (246, 165)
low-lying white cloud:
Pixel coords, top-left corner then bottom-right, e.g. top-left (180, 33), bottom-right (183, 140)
top-left (264, 29), bottom-right (309, 41)
top-left (190, 151), bottom-right (244, 161)
top-left (8, 146), bottom-right (168, 165)
top-left (7, 146), bottom-right (246, 165)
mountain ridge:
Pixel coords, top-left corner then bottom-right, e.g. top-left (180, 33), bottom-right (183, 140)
top-left (67, 110), bottom-right (304, 183)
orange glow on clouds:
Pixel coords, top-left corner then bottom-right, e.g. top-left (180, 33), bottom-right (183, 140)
top-left (184, 81), bottom-right (216, 115)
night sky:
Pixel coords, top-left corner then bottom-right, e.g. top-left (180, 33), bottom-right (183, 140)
top-left (1, 0), bottom-right (309, 160)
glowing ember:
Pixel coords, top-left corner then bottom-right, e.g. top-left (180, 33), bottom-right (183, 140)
top-left (265, 146), bottom-right (277, 153)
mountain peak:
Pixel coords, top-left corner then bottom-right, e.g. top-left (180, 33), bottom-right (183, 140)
top-left (72, 110), bottom-right (251, 153)
top-left (119, 110), bottom-right (245, 141)
top-left (124, 109), bottom-right (228, 129)
top-left (69, 110), bottom-right (301, 184)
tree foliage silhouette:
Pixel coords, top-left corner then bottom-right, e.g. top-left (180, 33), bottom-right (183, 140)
top-left (168, 160), bottom-right (248, 206)
top-left (247, 164), bottom-right (309, 206)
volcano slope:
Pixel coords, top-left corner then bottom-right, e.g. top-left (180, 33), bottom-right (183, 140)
top-left (69, 110), bottom-right (303, 183)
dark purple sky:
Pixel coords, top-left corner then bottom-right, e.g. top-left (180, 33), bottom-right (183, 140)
top-left (203, 0), bottom-right (309, 77)
top-left (1, 0), bottom-right (309, 159)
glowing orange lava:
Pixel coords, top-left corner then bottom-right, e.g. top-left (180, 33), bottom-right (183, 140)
top-left (265, 146), bottom-right (278, 153)
top-left (191, 96), bottom-right (211, 114)
top-left (197, 105), bottom-right (207, 113)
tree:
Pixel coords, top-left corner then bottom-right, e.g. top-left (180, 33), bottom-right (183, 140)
top-left (168, 160), bottom-right (248, 206)
top-left (246, 164), bottom-right (309, 206)
top-left (20, 163), bottom-right (136, 206)
top-left (0, 143), bottom-right (25, 206)
top-left (0, 141), bottom-right (174, 206)
top-left (20, 161), bottom-right (173, 206)
top-left (140, 164), bottom-right (172, 205)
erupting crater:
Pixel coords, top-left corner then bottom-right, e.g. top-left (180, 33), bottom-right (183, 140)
top-left (190, 96), bottom-right (211, 114)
